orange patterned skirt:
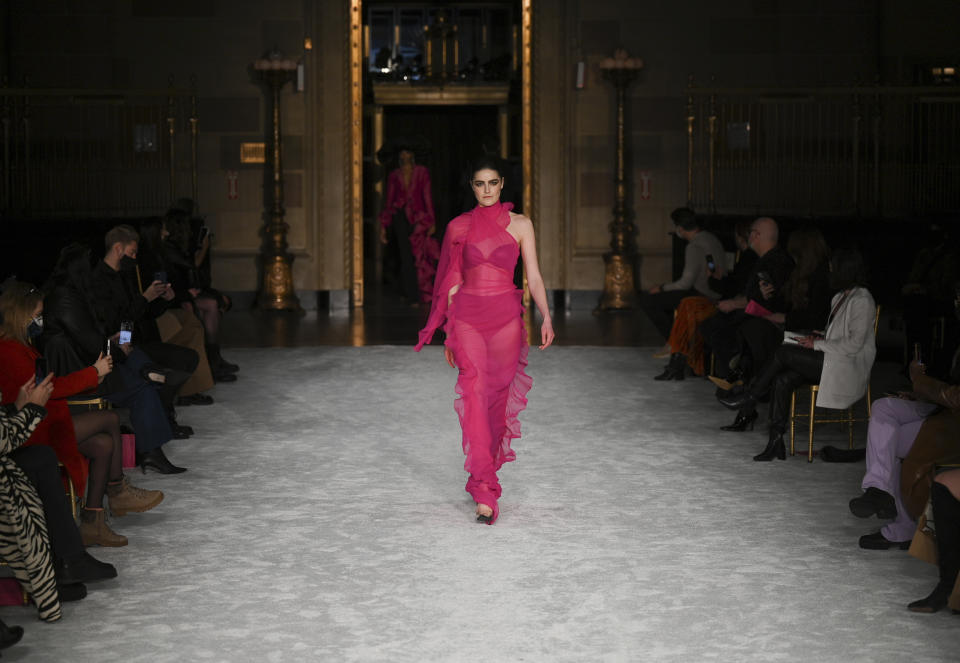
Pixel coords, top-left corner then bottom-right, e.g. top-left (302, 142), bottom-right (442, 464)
top-left (667, 296), bottom-right (717, 376)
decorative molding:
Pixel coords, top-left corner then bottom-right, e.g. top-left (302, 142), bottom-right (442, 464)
top-left (371, 83), bottom-right (509, 106)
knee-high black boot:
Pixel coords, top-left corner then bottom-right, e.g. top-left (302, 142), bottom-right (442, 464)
top-left (909, 482), bottom-right (960, 613)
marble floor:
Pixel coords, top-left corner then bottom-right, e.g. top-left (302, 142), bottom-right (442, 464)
top-left (2, 345), bottom-right (957, 662)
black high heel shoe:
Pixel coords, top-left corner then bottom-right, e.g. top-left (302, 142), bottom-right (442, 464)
top-left (720, 410), bottom-right (758, 432)
top-left (753, 433), bottom-right (786, 461)
top-left (137, 448), bottom-right (187, 474)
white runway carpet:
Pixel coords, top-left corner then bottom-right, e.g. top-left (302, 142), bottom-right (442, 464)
top-left (2, 346), bottom-right (958, 662)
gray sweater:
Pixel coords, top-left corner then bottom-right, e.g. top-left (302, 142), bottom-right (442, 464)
top-left (662, 230), bottom-right (725, 299)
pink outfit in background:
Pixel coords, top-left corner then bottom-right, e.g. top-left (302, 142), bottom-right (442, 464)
top-left (379, 165), bottom-right (440, 302)
top-left (416, 202), bottom-right (532, 524)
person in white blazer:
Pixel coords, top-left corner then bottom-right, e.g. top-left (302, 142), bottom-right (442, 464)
top-left (720, 248), bottom-right (877, 461)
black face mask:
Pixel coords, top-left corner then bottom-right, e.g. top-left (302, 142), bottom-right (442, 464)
top-left (119, 255), bottom-right (137, 273)
top-left (27, 315), bottom-right (43, 338)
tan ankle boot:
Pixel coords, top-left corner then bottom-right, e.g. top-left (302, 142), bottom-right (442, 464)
top-left (79, 508), bottom-right (128, 547)
top-left (106, 476), bottom-right (164, 516)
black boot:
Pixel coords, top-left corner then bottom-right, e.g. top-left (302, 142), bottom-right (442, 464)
top-left (137, 447), bottom-right (187, 474)
top-left (753, 431), bottom-right (786, 461)
top-left (909, 482), bottom-right (960, 613)
top-left (719, 389), bottom-right (757, 411)
top-left (720, 409), bottom-right (759, 432)
top-left (207, 343), bottom-right (239, 374)
top-left (0, 618), bottom-right (23, 650)
top-left (654, 354), bottom-right (686, 381)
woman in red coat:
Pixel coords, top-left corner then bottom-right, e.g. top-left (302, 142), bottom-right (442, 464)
top-left (0, 282), bottom-right (162, 547)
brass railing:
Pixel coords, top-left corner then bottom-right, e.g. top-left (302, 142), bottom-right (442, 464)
top-left (1, 76), bottom-right (199, 218)
top-left (686, 79), bottom-right (960, 218)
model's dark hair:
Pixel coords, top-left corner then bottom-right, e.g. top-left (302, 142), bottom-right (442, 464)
top-left (829, 247), bottom-right (869, 291)
top-left (783, 226), bottom-right (829, 310)
top-left (466, 155), bottom-right (504, 184)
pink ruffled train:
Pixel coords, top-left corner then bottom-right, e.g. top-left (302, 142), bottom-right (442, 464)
top-left (415, 202), bottom-right (532, 524)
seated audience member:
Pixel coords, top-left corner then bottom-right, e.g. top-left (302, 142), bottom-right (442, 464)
top-left (720, 249), bottom-right (876, 461)
top-left (719, 227), bottom-right (832, 431)
top-left (91, 225), bottom-right (206, 425)
top-left (653, 219), bottom-right (756, 380)
top-left (640, 207), bottom-right (726, 345)
top-left (698, 217), bottom-right (794, 382)
top-left (0, 373), bottom-right (115, 624)
top-left (40, 243), bottom-right (184, 474)
top-left (901, 223), bottom-right (960, 379)
top-left (4, 376), bottom-right (117, 603)
top-left (139, 218), bottom-right (222, 399)
top-left (162, 211), bottom-right (239, 381)
top-left (0, 282), bottom-right (163, 547)
top-left (909, 468), bottom-right (960, 613)
top-left (849, 287), bottom-right (959, 549)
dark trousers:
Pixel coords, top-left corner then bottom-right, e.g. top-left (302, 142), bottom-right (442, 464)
top-left (9, 445), bottom-right (84, 564)
top-left (138, 341), bottom-right (197, 408)
top-left (699, 310), bottom-right (750, 377)
top-left (393, 211), bottom-right (419, 302)
top-left (638, 289), bottom-right (699, 341)
top-left (750, 344), bottom-right (824, 433)
top-left (738, 316), bottom-right (784, 380)
top-left (103, 348), bottom-right (172, 452)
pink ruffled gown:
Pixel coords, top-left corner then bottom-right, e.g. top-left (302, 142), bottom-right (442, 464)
top-left (415, 202), bottom-right (533, 524)
top-left (379, 165), bottom-right (441, 303)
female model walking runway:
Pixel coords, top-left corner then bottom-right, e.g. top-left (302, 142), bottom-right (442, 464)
top-left (415, 156), bottom-right (554, 524)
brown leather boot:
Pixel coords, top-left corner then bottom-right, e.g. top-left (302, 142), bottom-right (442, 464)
top-left (106, 476), bottom-right (164, 517)
top-left (79, 508), bottom-right (127, 547)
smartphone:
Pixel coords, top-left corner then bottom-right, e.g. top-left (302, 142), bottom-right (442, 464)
top-left (706, 254), bottom-right (716, 271)
top-left (913, 342), bottom-right (923, 365)
top-left (106, 338), bottom-right (112, 357)
top-left (34, 357), bottom-right (48, 386)
top-left (757, 271), bottom-right (772, 284)
top-left (197, 226), bottom-right (210, 244)
top-left (119, 320), bottom-right (133, 345)
top-left (154, 270), bottom-right (168, 284)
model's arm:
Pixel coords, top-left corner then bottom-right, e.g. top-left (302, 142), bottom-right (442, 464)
top-left (515, 215), bottom-right (555, 350)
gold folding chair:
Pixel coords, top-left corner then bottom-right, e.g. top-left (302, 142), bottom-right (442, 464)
top-left (789, 305), bottom-right (881, 462)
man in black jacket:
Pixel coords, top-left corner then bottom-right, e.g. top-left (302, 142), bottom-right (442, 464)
top-left (699, 216), bottom-right (794, 380)
top-left (91, 225), bottom-right (201, 453)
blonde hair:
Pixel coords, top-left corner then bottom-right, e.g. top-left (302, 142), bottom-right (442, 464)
top-left (0, 281), bottom-right (43, 345)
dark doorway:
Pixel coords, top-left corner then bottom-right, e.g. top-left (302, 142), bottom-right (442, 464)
top-left (369, 105), bottom-right (500, 303)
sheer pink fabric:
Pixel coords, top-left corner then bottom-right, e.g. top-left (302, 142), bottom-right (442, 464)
top-left (415, 202), bottom-right (532, 524)
top-left (379, 165), bottom-right (440, 302)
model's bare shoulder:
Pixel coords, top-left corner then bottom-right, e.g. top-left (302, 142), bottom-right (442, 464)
top-left (507, 212), bottom-right (533, 232)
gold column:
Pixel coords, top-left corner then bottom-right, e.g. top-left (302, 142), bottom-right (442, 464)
top-left (686, 75), bottom-right (695, 208)
top-left (597, 50), bottom-right (642, 311)
top-left (189, 74), bottom-right (199, 208)
top-left (166, 75), bottom-right (176, 203)
top-left (349, 0), bottom-right (364, 306)
top-left (254, 52), bottom-right (302, 311)
top-left (498, 105), bottom-right (509, 159)
top-left (372, 105), bottom-right (385, 289)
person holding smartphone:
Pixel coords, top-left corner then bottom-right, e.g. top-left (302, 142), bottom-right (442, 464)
top-left (719, 249), bottom-right (877, 462)
top-left (0, 281), bottom-right (164, 547)
top-left (640, 208), bottom-right (725, 348)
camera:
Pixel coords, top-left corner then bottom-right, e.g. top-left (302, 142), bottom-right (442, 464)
top-left (154, 270), bottom-right (168, 284)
